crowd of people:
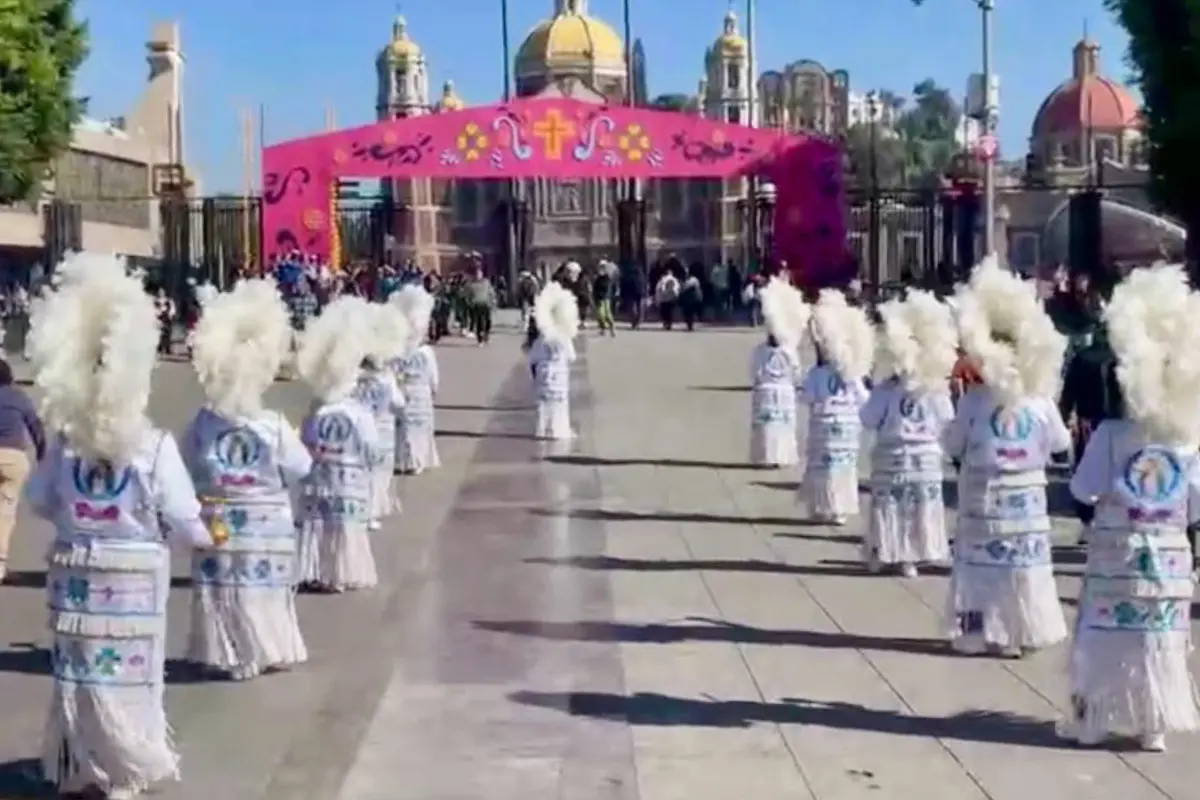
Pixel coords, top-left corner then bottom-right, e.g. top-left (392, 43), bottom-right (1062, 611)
top-left (744, 256), bottom-right (1200, 754)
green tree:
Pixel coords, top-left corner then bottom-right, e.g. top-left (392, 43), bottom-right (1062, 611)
top-left (896, 79), bottom-right (962, 184)
top-left (844, 123), bottom-right (909, 190)
top-left (0, 0), bottom-right (88, 203)
top-left (649, 93), bottom-right (698, 113)
top-left (1105, 0), bottom-right (1200, 267)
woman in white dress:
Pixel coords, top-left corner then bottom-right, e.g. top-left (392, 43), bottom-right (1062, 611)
top-left (182, 279), bottom-right (313, 680)
top-left (1064, 264), bottom-right (1200, 752)
top-left (748, 277), bottom-right (808, 467)
top-left (354, 302), bottom-right (409, 529)
top-left (527, 281), bottom-right (580, 440)
top-left (389, 285), bottom-right (441, 474)
top-left (797, 289), bottom-right (874, 524)
top-left (23, 252), bottom-right (215, 799)
top-left (860, 290), bottom-right (956, 576)
top-left (295, 296), bottom-right (382, 592)
top-left (943, 255), bottom-right (1071, 657)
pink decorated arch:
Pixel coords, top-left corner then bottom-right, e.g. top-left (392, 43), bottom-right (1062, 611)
top-left (262, 97), bottom-right (847, 282)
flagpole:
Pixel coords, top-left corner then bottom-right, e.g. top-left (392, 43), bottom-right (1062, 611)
top-left (501, 0), bottom-right (512, 101)
top-left (746, 0), bottom-right (759, 272)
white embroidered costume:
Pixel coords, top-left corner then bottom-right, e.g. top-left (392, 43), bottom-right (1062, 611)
top-left (23, 253), bottom-right (214, 799)
top-left (1065, 264), bottom-right (1200, 751)
top-left (528, 281), bottom-right (580, 440)
top-left (295, 297), bottom-right (382, 591)
top-left (798, 290), bottom-right (874, 522)
top-left (355, 302), bottom-right (410, 527)
top-left (860, 291), bottom-right (957, 575)
top-left (389, 286), bottom-right (441, 474)
top-left (749, 278), bottom-right (808, 467)
top-left (182, 279), bottom-right (312, 680)
top-left (943, 256), bottom-right (1070, 655)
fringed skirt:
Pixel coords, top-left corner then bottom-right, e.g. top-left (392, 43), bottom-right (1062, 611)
top-left (534, 398), bottom-right (573, 441)
top-left (370, 415), bottom-right (400, 522)
top-left (296, 496), bottom-right (377, 592)
top-left (396, 399), bottom-right (440, 475)
top-left (187, 503), bottom-right (306, 677)
top-left (864, 480), bottom-right (949, 564)
top-left (945, 470), bottom-right (1066, 651)
top-left (749, 420), bottom-right (798, 467)
top-left (799, 446), bottom-right (860, 521)
top-left (43, 541), bottom-right (179, 796)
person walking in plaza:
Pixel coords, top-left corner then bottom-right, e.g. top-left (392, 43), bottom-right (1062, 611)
top-left (1063, 264), bottom-right (1200, 752)
top-left (23, 252), bottom-right (214, 799)
top-left (859, 290), bottom-right (957, 577)
top-left (390, 283), bottom-right (441, 474)
top-left (680, 270), bottom-right (703, 331)
top-left (748, 277), bottom-right (808, 467)
top-left (154, 287), bottom-right (176, 357)
top-left (295, 296), bottom-right (382, 592)
top-left (655, 270), bottom-right (680, 330)
top-left (526, 281), bottom-right (580, 440)
top-left (465, 266), bottom-right (496, 345)
top-left (182, 279), bottom-right (312, 681)
top-left (943, 256), bottom-right (1071, 657)
top-left (0, 356), bottom-right (44, 583)
top-left (354, 302), bottom-right (409, 530)
top-left (592, 262), bottom-right (617, 337)
top-left (516, 266), bottom-right (540, 331)
top-left (797, 289), bottom-right (873, 525)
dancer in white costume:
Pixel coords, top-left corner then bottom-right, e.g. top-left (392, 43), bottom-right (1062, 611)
top-left (943, 256), bottom-right (1071, 656)
top-left (526, 281), bottom-right (580, 440)
top-left (797, 289), bottom-right (873, 523)
top-left (1064, 264), bottom-right (1200, 752)
top-left (23, 253), bottom-right (213, 799)
top-left (748, 277), bottom-right (808, 467)
top-left (295, 296), bottom-right (381, 592)
top-left (389, 285), bottom-right (441, 474)
top-left (354, 302), bottom-right (408, 529)
top-left (182, 279), bottom-right (312, 680)
top-left (860, 290), bottom-right (957, 576)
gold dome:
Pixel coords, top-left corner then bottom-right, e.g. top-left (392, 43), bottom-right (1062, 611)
top-left (715, 10), bottom-right (746, 55)
top-left (386, 15), bottom-right (422, 61)
top-left (515, 7), bottom-right (625, 78)
top-left (437, 80), bottom-right (464, 111)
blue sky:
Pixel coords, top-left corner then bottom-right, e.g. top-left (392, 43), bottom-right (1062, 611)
top-left (74, 0), bottom-right (1131, 192)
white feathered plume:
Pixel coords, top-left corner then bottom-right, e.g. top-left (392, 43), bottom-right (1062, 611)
top-left (954, 254), bottom-right (1064, 405)
top-left (191, 279), bottom-right (291, 418)
top-left (759, 276), bottom-right (810, 351)
top-left (810, 289), bottom-right (874, 382)
top-left (296, 295), bottom-right (373, 401)
top-left (28, 252), bottom-right (159, 462)
top-left (194, 282), bottom-right (219, 307)
top-left (366, 300), bottom-right (412, 364)
top-left (388, 284), bottom-right (434, 352)
top-left (533, 281), bottom-right (580, 345)
top-left (1106, 263), bottom-right (1200, 445)
top-left (875, 289), bottom-right (958, 395)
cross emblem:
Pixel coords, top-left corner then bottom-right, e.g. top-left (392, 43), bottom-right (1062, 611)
top-left (532, 108), bottom-right (575, 160)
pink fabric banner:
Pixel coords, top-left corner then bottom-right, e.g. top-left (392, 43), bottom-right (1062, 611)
top-left (261, 98), bottom-right (846, 282)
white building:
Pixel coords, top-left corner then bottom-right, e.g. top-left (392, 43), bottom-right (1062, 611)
top-left (846, 90), bottom-right (899, 129)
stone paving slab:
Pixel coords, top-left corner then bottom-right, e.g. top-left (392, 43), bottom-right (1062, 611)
top-left (0, 316), bottom-right (1197, 799)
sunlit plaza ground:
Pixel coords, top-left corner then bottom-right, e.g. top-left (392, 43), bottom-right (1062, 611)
top-left (0, 313), bottom-right (1197, 799)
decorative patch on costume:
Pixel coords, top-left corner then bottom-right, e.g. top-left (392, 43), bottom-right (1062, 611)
top-left (971, 532), bottom-right (1050, 567)
top-left (988, 406), bottom-right (1033, 459)
top-left (213, 427), bottom-right (266, 487)
top-left (51, 634), bottom-right (156, 686)
top-left (958, 610), bottom-right (984, 635)
top-left (194, 551), bottom-right (294, 587)
top-left (71, 459), bottom-right (132, 525)
top-left (315, 413), bottom-right (355, 455)
top-left (50, 569), bottom-right (158, 616)
top-left (1091, 598), bottom-right (1188, 632)
top-left (354, 376), bottom-right (389, 412)
top-left (1122, 448), bottom-right (1183, 523)
top-left (760, 351), bottom-right (790, 381)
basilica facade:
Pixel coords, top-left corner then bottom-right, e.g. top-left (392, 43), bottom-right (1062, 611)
top-left (376, 1), bottom-right (753, 273)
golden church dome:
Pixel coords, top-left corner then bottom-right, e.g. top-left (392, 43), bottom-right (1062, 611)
top-left (437, 80), bottom-right (464, 111)
top-left (384, 15), bottom-right (422, 62)
top-left (515, 2), bottom-right (625, 79)
top-left (714, 10), bottom-right (746, 55)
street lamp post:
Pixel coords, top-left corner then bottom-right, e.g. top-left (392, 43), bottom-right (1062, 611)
top-left (745, 0), bottom-right (759, 272)
top-left (867, 91), bottom-right (881, 290)
top-left (979, 0), bottom-right (996, 255)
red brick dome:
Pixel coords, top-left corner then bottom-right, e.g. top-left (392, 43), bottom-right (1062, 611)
top-left (1031, 39), bottom-right (1139, 138)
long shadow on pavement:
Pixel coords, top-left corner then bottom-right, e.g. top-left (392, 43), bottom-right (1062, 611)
top-left (687, 385), bottom-right (749, 392)
top-left (525, 555), bottom-right (873, 578)
top-left (3, 570), bottom-right (193, 590)
top-left (532, 508), bottom-right (821, 527)
top-left (508, 690), bottom-right (1064, 749)
top-left (546, 454), bottom-right (765, 470)
top-left (474, 617), bottom-right (948, 656)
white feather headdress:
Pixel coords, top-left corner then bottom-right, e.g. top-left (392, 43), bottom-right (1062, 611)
top-left (954, 254), bottom-right (1064, 405)
top-left (1105, 263), bottom-right (1200, 445)
top-left (876, 289), bottom-right (958, 395)
top-left (191, 279), bottom-right (291, 418)
top-left (810, 289), bottom-right (874, 382)
top-left (296, 295), bottom-right (373, 402)
top-left (533, 281), bottom-right (580, 345)
top-left (388, 284), bottom-right (433, 352)
top-left (366, 300), bottom-right (412, 364)
top-left (759, 276), bottom-right (810, 351)
top-left (28, 252), bottom-right (159, 461)
top-left (194, 282), bottom-right (219, 307)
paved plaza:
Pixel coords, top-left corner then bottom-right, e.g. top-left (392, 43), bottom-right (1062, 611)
top-left (1, 316), bottom-right (1199, 799)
